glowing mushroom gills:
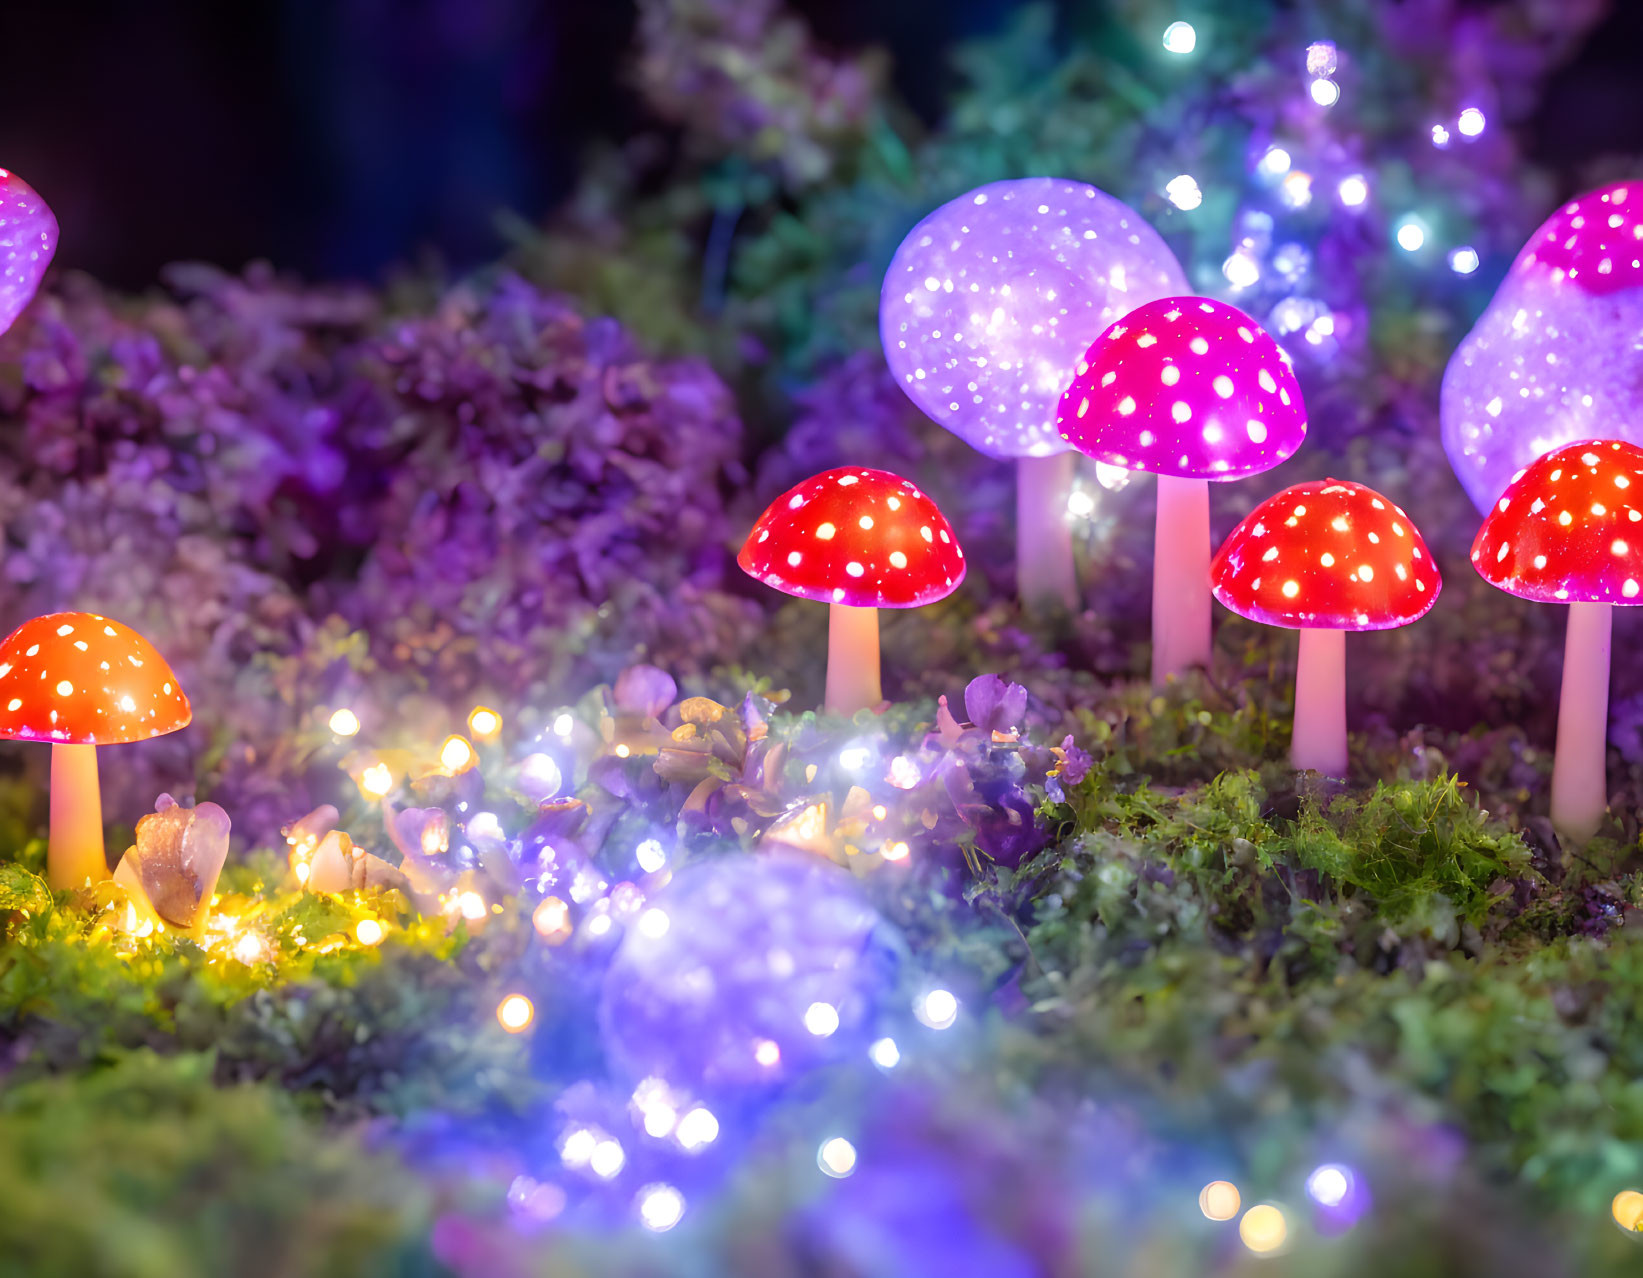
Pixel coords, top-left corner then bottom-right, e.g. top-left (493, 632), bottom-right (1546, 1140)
top-left (739, 468), bottom-right (966, 716)
top-left (0, 612), bottom-right (192, 889)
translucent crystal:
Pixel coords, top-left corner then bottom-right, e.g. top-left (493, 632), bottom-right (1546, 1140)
top-left (113, 795), bottom-right (230, 931)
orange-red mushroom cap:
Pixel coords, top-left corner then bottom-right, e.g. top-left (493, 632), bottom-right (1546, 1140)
top-left (1211, 479), bottom-right (1441, 630)
top-left (1471, 439), bottom-right (1643, 604)
top-left (738, 467), bottom-right (966, 608)
top-left (0, 613), bottom-right (192, 744)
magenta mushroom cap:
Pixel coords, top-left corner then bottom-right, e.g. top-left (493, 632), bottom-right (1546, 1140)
top-left (1509, 181), bottom-right (1643, 297)
top-left (0, 168), bottom-right (59, 337)
top-left (738, 467), bottom-right (966, 608)
top-left (1211, 479), bottom-right (1441, 631)
top-left (1471, 438), bottom-right (1643, 605)
top-left (1056, 297), bottom-right (1307, 480)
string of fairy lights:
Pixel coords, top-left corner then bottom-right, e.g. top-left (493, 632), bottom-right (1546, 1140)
top-left (1158, 17), bottom-right (1485, 322)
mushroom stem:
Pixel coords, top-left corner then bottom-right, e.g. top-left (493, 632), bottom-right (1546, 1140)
top-left (1152, 473), bottom-right (1213, 684)
top-left (825, 604), bottom-right (881, 716)
top-left (1291, 627), bottom-right (1347, 777)
top-left (1016, 453), bottom-right (1078, 612)
top-left (48, 742), bottom-right (105, 890)
top-left (1551, 600), bottom-right (1612, 843)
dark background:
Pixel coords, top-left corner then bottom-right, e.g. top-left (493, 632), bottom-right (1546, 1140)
top-left (1, 0), bottom-right (1640, 288)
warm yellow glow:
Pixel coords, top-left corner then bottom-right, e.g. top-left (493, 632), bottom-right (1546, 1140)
top-left (467, 705), bottom-right (502, 739)
top-left (232, 933), bottom-right (267, 964)
top-left (533, 896), bottom-right (571, 942)
top-left (1199, 1180), bottom-right (1241, 1221)
top-left (615, 743), bottom-right (632, 758)
top-left (440, 735), bottom-right (476, 773)
top-left (497, 994), bottom-right (535, 1032)
top-left (328, 708), bottom-right (360, 737)
top-left (361, 762), bottom-right (394, 798)
top-left (1613, 1189), bottom-right (1643, 1231)
top-left (881, 840), bottom-right (910, 862)
top-left (293, 861), bottom-right (311, 884)
top-left (1239, 1204), bottom-right (1287, 1253)
top-left (355, 918), bottom-right (384, 946)
top-left (457, 890), bottom-right (487, 921)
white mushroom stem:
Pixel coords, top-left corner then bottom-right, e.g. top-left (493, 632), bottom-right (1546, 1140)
top-left (49, 742), bottom-right (106, 890)
top-left (1016, 453), bottom-right (1078, 612)
top-left (1291, 627), bottom-right (1347, 777)
top-left (825, 603), bottom-right (881, 716)
top-left (1152, 473), bottom-right (1213, 685)
top-left (1551, 600), bottom-right (1612, 843)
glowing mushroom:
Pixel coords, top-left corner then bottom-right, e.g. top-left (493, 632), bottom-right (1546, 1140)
top-left (1469, 439), bottom-right (1643, 841)
top-left (1059, 297), bottom-right (1306, 684)
top-left (881, 178), bottom-right (1187, 611)
top-left (1210, 479), bottom-right (1440, 776)
top-left (1443, 181), bottom-right (1643, 513)
top-left (0, 168), bottom-right (59, 336)
top-left (0, 613), bottom-right (192, 889)
top-left (739, 467), bottom-right (966, 715)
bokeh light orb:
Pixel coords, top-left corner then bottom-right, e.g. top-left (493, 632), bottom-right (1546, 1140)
top-left (1443, 181), bottom-right (1643, 511)
top-left (1199, 1180), bottom-right (1241, 1220)
top-left (599, 854), bottom-right (902, 1092)
top-left (881, 178), bottom-right (1187, 459)
top-left (1613, 1189), bottom-right (1643, 1233)
top-left (1238, 1203), bottom-right (1288, 1253)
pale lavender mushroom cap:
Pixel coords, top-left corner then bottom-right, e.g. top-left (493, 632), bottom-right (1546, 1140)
top-left (0, 169), bottom-right (58, 337)
top-left (879, 178), bottom-right (1188, 460)
top-left (1442, 181), bottom-right (1643, 512)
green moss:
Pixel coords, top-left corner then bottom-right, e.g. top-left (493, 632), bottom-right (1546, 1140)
top-left (0, 1052), bottom-right (440, 1278)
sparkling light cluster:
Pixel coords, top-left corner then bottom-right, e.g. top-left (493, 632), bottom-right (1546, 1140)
top-left (880, 178), bottom-right (1187, 459)
top-left (1443, 182), bottom-right (1643, 511)
top-left (597, 854), bottom-right (901, 1091)
top-left (737, 467), bottom-right (965, 608)
top-left (1055, 297), bottom-right (1306, 479)
top-left (1211, 479), bottom-right (1440, 630)
top-left (1470, 439), bottom-right (1643, 605)
top-left (0, 168), bottom-right (58, 336)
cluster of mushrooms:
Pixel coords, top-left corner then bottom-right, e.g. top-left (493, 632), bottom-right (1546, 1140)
top-left (742, 177), bottom-right (1643, 845)
top-left (4, 162), bottom-right (1642, 875)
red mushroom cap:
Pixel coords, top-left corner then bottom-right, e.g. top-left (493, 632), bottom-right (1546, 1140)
top-left (1055, 297), bottom-right (1307, 479)
top-left (738, 467), bottom-right (966, 608)
top-left (1470, 438), bottom-right (1643, 604)
top-left (0, 612), bottom-right (192, 744)
top-left (1211, 479), bottom-right (1441, 630)
top-left (1509, 181), bottom-right (1643, 296)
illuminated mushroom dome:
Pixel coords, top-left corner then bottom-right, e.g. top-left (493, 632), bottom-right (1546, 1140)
top-left (0, 613), bottom-right (192, 744)
top-left (1058, 296), bottom-right (1307, 479)
top-left (738, 467), bottom-right (965, 608)
top-left (880, 177), bottom-right (1188, 460)
top-left (1212, 479), bottom-right (1440, 631)
top-left (0, 168), bottom-right (58, 337)
top-left (1442, 180), bottom-right (1643, 512)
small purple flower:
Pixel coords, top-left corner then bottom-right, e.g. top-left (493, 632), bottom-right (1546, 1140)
top-left (1056, 735), bottom-right (1093, 786)
top-left (964, 674), bottom-right (1028, 737)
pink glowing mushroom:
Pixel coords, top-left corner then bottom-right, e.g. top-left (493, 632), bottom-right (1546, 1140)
top-left (1211, 479), bottom-right (1440, 776)
top-left (1470, 439), bottom-right (1643, 841)
top-left (0, 168), bottom-right (59, 336)
top-left (1058, 297), bottom-right (1307, 684)
top-left (881, 178), bottom-right (1187, 611)
top-left (0, 613), bottom-right (192, 889)
top-left (739, 467), bottom-right (966, 715)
